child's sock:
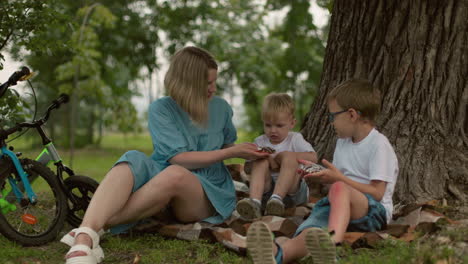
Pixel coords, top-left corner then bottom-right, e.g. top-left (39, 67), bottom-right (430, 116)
top-left (265, 194), bottom-right (285, 216)
top-left (270, 194), bottom-right (283, 202)
top-left (252, 198), bottom-right (261, 207)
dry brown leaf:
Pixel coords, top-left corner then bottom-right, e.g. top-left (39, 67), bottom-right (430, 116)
top-left (133, 254), bottom-right (141, 264)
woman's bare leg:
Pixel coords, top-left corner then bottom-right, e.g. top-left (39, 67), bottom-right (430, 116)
top-left (107, 164), bottom-right (214, 225)
top-left (68, 164), bottom-right (214, 259)
top-left (67, 163), bottom-right (134, 258)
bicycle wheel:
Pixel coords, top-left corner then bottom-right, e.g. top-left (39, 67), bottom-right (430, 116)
top-left (64, 175), bottom-right (99, 227)
top-left (0, 158), bottom-right (67, 246)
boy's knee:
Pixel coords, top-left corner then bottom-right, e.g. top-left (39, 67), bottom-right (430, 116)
top-left (277, 151), bottom-right (296, 163)
top-left (254, 158), bottom-right (269, 166)
top-left (252, 159), bottom-right (269, 171)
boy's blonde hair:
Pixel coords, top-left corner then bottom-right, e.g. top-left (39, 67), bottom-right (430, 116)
top-left (327, 79), bottom-right (381, 124)
top-left (164, 46), bottom-right (218, 125)
top-left (262, 93), bottom-right (295, 121)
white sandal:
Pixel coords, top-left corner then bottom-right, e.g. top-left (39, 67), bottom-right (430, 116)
top-left (61, 228), bottom-right (105, 247)
top-left (65, 227), bottom-right (104, 264)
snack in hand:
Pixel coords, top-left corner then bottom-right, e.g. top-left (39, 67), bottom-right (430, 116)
top-left (300, 163), bottom-right (326, 185)
top-left (255, 146), bottom-right (276, 154)
top-left (299, 163), bottom-right (326, 174)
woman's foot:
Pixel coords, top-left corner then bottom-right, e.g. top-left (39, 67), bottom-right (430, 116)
top-left (64, 227), bottom-right (104, 264)
top-left (61, 228), bottom-right (105, 247)
top-left (65, 233), bottom-right (93, 259)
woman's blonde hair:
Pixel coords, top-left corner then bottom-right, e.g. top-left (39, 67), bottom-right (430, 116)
top-left (164, 46), bottom-right (218, 125)
top-left (262, 93), bottom-right (295, 121)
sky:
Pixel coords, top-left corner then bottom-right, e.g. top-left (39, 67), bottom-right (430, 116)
top-left (0, 3), bottom-right (329, 126)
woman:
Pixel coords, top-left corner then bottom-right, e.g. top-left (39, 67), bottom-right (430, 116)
top-left (64, 46), bottom-right (269, 264)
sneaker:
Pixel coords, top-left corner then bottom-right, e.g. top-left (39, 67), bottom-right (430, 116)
top-left (236, 198), bottom-right (262, 220)
top-left (247, 221), bottom-right (278, 264)
top-left (265, 198), bottom-right (285, 216)
top-left (305, 228), bottom-right (337, 264)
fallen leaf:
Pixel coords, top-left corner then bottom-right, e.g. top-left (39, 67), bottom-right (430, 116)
top-left (133, 254), bottom-right (141, 264)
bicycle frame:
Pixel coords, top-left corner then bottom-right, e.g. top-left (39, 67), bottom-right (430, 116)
top-left (35, 140), bottom-right (78, 192)
top-left (0, 146), bottom-right (37, 205)
top-left (0, 108), bottom-right (70, 212)
top-left (36, 142), bottom-right (62, 166)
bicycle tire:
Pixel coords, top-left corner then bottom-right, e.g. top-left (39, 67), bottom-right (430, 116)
top-left (0, 158), bottom-right (67, 246)
top-left (64, 175), bottom-right (99, 227)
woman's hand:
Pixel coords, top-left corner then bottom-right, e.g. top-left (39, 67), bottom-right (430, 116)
top-left (298, 159), bottom-right (345, 184)
top-left (229, 143), bottom-right (270, 160)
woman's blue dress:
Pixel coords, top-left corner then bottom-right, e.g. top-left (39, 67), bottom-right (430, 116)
top-left (111, 96), bottom-right (237, 233)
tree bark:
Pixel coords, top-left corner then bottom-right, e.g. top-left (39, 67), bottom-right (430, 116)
top-left (302, 0), bottom-right (468, 204)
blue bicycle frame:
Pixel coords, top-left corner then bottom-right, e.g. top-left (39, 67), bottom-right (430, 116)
top-left (0, 146), bottom-right (37, 205)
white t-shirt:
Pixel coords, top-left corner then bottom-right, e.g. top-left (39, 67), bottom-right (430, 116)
top-left (333, 128), bottom-right (399, 222)
top-left (254, 132), bottom-right (315, 180)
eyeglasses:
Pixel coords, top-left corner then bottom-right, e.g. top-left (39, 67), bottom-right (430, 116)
top-left (327, 109), bottom-right (348, 122)
top-left (327, 109), bottom-right (362, 122)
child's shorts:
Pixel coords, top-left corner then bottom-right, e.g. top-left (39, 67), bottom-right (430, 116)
top-left (294, 194), bottom-right (387, 236)
top-left (262, 179), bottom-right (309, 208)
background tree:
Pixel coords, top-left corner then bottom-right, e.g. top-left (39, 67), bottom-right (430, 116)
top-left (302, 0), bottom-right (468, 204)
top-left (9, 0), bottom-right (160, 150)
top-left (0, 0), bottom-right (64, 129)
top-left (2, 0), bottom-right (329, 152)
top-left (155, 0), bottom-right (328, 135)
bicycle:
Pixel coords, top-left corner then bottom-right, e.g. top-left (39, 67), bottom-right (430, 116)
top-left (0, 67), bottom-right (99, 246)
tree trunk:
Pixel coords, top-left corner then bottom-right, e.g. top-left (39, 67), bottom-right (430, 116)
top-left (86, 108), bottom-right (95, 145)
top-left (301, 0), bottom-right (468, 204)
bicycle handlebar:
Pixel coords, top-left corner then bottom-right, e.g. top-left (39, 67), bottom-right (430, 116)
top-left (0, 94), bottom-right (70, 139)
top-left (0, 66), bottom-right (31, 98)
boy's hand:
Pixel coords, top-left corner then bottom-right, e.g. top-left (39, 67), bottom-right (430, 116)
top-left (300, 159), bottom-right (345, 184)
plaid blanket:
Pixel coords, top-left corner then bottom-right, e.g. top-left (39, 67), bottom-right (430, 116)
top-left (129, 164), bottom-right (457, 254)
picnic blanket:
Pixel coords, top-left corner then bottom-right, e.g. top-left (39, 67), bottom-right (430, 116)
top-left (128, 164), bottom-right (461, 255)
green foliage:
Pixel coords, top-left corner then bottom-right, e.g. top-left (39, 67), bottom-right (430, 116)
top-left (0, 0), bottom-right (66, 69)
top-left (155, 0), bottom-right (327, 133)
top-left (2, 0), bottom-right (328, 148)
top-left (0, 88), bottom-right (30, 130)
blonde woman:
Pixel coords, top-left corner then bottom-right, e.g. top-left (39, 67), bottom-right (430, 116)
top-left (63, 46), bottom-right (269, 264)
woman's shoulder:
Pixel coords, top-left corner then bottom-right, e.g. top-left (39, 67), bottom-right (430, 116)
top-left (211, 96), bottom-right (229, 105)
top-left (210, 96), bottom-right (232, 111)
top-left (149, 96), bottom-right (174, 111)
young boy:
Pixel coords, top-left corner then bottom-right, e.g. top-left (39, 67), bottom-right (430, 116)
top-left (236, 93), bottom-right (317, 220)
top-left (246, 79), bottom-right (399, 263)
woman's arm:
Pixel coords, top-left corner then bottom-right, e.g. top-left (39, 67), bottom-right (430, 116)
top-left (169, 143), bottom-right (269, 170)
top-left (274, 151), bottom-right (317, 164)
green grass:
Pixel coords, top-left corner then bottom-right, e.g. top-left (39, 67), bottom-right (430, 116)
top-left (1, 132), bottom-right (467, 263)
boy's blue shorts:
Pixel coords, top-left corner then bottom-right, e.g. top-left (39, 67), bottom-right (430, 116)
top-left (294, 194), bottom-right (387, 237)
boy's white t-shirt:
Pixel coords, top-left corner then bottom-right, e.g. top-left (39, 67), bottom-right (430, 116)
top-left (254, 132), bottom-right (315, 180)
top-left (333, 128), bottom-right (399, 222)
